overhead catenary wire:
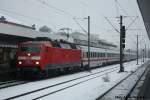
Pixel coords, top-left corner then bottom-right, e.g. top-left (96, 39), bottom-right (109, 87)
top-left (0, 7), bottom-right (59, 30)
top-left (34, 0), bottom-right (74, 17)
top-left (114, 0), bottom-right (140, 30)
top-left (104, 17), bottom-right (120, 33)
top-left (114, 0), bottom-right (120, 17)
top-left (115, 0), bottom-right (129, 16)
top-left (113, 0), bottom-right (144, 50)
top-left (79, 0), bottom-right (142, 49)
top-left (78, 0), bottom-right (123, 38)
top-left (34, 0), bottom-right (89, 33)
top-left (73, 18), bottom-right (88, 34)
top-left (126, 16), bottom-right (139, 30)
top-left (77, 0), bottom-right (124, 45)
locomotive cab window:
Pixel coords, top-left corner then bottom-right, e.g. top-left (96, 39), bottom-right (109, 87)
top-left (20, 45), bottom-right (40, 53)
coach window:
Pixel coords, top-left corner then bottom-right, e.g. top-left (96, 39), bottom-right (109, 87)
top-left (92, 52), bottom-right (94, 58)
top-left (90, 52), bottom-right (91, 58)
top-left (86, 52), bottom-right (88, 58)
top-left (103, 53), bottom-right (105, 57)
top-left (93, 52), bottom-right (94, 58)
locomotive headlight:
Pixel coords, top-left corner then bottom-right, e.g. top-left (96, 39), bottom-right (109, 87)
top-left (31, 56), bottom-right (41, 60)
top-left (18, 56), bottom-right (27, 60)
top-left (27, 53), bottom-right (31, 56)
top-left (35, 61), bottom-right (39, 65)
top-left (18, 61), bottom-right (22, 65)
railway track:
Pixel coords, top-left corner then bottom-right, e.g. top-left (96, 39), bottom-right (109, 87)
top-left (3, 64), bottom-right (121, 100)
top-left (0, 69), bottom-right (30, 90)
top-left (0, 80), bottom-right (29, 89)
top-left (33, 68), bottom-right (119, 100)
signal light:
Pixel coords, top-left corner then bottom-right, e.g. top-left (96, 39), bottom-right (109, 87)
top-left (122, 43), bottom-right (125, 48)
top-left (122, 38), bottom-right (125, 43)
top-left (122, 26), bottom-right (126, 39)
top-left (121, 26), bottom-right (126, 48)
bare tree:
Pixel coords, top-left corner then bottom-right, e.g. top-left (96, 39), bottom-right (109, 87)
top-left (39, 25), bottom-right (52, 33)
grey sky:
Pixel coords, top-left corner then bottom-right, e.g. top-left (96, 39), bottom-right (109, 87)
top-left (0, 0), bottom-right (149, 50)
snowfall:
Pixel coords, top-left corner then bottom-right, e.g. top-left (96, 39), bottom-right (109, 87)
top-left (0, 59), bottom-right (148, 100)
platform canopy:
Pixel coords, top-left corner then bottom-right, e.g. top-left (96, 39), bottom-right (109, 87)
top-left (137, 0), bottom-right (150, 39)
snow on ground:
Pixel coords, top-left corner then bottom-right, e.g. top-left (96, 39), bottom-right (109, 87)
top-left (40, 60), bottom-right (147, 100)
top-left (0, 59), bottom-right (148, 100)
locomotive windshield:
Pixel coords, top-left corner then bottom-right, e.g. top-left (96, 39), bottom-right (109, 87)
top-left (20, 45), bottom-right (40, 53)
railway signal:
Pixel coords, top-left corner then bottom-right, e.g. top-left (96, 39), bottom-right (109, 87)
top-left (121, 26), bottom-right (126, 49)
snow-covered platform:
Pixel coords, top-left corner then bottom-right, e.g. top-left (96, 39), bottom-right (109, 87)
top-left (137, 61), bottom-right (150, 100)
top-left (96, 60), bottom-right (150, 100)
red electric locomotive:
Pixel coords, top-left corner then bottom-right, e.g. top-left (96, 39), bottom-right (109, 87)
top-left (16, 37), bottom-right (81, 76)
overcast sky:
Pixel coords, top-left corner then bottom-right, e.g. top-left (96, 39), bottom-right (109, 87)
top-left (0, 0), bottom-right (149, 50)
